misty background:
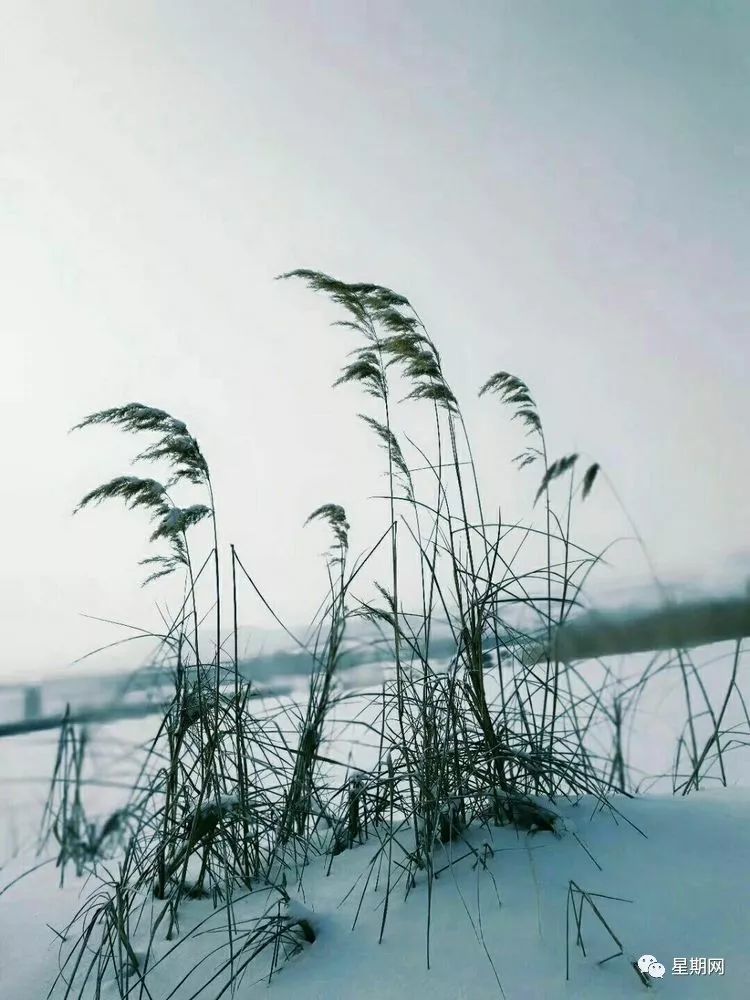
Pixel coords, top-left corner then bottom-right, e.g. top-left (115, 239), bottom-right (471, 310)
top-left (2, 1), bottom-right (748, 682)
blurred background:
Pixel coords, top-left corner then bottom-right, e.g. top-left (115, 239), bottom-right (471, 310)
top-left (1, 2), bottom-right (748, 722)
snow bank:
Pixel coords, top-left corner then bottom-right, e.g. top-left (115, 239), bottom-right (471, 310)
top-left (1, 790), bottom-right (748, 999)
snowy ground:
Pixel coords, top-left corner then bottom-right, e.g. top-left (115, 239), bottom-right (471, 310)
top-left (1, 789), bottom-right (748, 998)
top-left (1, 647), bottom-right (749, 999)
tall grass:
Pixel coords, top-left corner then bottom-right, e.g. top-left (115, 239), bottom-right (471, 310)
top-left (31, 270), bottom-right (748, 998)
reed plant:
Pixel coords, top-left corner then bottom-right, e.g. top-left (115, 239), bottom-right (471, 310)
top-left (37, 270), bottom-right (747, 998)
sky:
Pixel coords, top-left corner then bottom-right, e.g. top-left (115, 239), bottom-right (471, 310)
top-left (2, 1), bottom-right (749, 678)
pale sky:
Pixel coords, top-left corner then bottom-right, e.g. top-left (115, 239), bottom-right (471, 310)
top-left (2, 1), bottom-right (749, 678)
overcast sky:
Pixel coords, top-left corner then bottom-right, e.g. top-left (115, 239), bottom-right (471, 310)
top-left (2, 1), bottom-right (748, 679)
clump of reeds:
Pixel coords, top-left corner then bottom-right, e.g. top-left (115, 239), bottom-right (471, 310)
top-left (39, 709), bottom-right (130, 883)
top-left (41, 269), bottom-right (747, 998)
top-left (276, 270), bottom-right (611, 967)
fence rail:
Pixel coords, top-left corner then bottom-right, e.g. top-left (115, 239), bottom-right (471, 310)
top-left (2, 594), bottom-right (748, 738)
top-left (521, 594), bottom-right (750, 665)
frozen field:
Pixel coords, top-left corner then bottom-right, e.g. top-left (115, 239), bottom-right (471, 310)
top-left (1, 643), bottom-right (749, 999)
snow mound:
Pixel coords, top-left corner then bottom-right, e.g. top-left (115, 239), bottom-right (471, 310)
top-left (1, 790), bottom-right (748, 998)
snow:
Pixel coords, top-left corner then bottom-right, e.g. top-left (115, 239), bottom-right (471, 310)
top-left (1, 645), bottom-right (749, 999)
top-left (1, 747), bottom-right (748, 997)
